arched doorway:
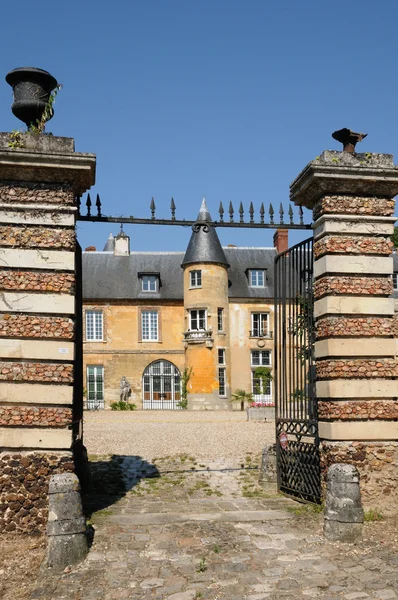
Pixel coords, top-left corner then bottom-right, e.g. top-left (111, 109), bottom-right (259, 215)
top-left (142, 360), bottom-right (181, 409)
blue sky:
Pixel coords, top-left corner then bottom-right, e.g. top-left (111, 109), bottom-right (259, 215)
top-left (0, 1), bottom-right (397, 252)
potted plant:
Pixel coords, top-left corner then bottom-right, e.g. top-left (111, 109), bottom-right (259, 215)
top-left (230, 389), bottom-right (253, 411)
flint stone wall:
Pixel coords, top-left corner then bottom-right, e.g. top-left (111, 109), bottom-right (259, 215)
top-left (314, 276), bottom-right (392, 299)
top-left (0, 225), bottom-right (75, 250)
top-left (0, 361), bottom-right (73, 383)
top-left (0, 452), bottom-right (74, 533)
top-left (316, 358), bottom-right (398, 379)
top-left (313, 196), bottom-right (395, 219)
top-left (320, 442), bottom-right (398, 511)
top-left (0, 182), bottom-right (74, 204)
top-left (0, 314), bottom-right (74, 338)
top-left (318, 399), bottom-right (398, 420)
top-left (316, 316), bottom-right (393, 339)
top-left (314, 235), bottom-right (393, 259)
top-left (0, 270), bottom-right (75, 293)
top-left (0, 406), bottom-right (72, 427)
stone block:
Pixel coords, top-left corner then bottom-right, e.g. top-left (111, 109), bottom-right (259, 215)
top-left (324, 463), bottom-right (364, 542)
top-left (314, 255), bottom-right (393, 277)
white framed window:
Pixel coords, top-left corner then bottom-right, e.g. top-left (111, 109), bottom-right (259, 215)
top-left (251, 370), bottom-right (272, 401)
top-left (86, 365), bottom-right (104, 410)
top-left (218, 348), bottom-right (226, 365)
top-left (141, 310), bottom-right (158, 341)
top-left (251, 350), bottom-right (271, 367)
top-left (218, 367), bottom-right (226, 397)
top-left (189, 309), bottom-right (206, 330)
top-left (190, 270), bottom-right (202, 288)
top-left (393, 273), bottom-right (398, 291)
top-left (142, 275), bottom-right (158, 292)
top-left (86, 310), bottom-right (103, 341)
top-left (249, 269), bottom-right (265, 287)
top-left (251, 313), bottom-right (269, 337)
top-left (217, 308), bottom-right (224, 331)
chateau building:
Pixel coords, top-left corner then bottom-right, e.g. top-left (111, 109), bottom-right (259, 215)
top-left (82, 200), bottom-right (284, 410)
top-left (82, 199), bottom-right (398, 411)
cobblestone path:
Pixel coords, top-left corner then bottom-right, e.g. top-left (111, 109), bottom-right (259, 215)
top-left (32, 454), bottom-right (398, 599)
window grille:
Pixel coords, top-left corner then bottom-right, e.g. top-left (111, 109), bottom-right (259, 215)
top-left (141, 310), bottom-right (158, 341)
top-left (189, 309), bottom-right (206, 330)
top-left (142, 275), bottom-right (158, 292)
top-left (249, 269), bottom-right (265, 287)
top-left (86, 310), bottom-right (103, 341)
top-left (218, 367), bottom-right (226, 396)
top-left (190, 270), bottom-right (202, 287)
top-left (217, 308), bottom-right (224, 331)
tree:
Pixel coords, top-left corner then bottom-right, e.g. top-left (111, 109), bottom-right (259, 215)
top-left (230, 389), bottom-right (253, 411)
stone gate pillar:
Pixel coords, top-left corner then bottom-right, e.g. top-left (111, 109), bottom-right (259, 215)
top-left (290, 141), bottom-right (398, 510)
top-left (0, 133), bottom-right (95, 533)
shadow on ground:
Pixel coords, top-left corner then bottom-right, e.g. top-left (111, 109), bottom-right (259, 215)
top-left (82, 455), bottom-right (160, 518)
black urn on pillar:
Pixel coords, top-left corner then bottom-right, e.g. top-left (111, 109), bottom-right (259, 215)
top-left (5, 67), bottom-right (58, 128)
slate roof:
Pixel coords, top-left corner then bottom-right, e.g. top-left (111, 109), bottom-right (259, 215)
top-left (181, 199), bottom-right (229, 268)
top-left (82, 247), bottom-right (277, 301)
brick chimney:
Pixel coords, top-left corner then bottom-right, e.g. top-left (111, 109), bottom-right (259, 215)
top-left (273, 229), bottom-right (288, 254)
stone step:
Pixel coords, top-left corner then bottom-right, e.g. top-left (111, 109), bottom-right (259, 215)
top-left (108, 509), bottom-right (292, 526)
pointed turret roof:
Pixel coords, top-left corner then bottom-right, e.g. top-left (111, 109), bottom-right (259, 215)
top-left (103, 233), bottom-right (115, 251)
top-left (181, 199), bottom-right (229, 268)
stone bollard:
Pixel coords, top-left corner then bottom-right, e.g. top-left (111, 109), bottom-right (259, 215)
top-left (43, 473), bottom-right (88, 571)
top-left (324, 463), bottom-right (364, 543)
top-left (258, 444), bottom-right (278, 492)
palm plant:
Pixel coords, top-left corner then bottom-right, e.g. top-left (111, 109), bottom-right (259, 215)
top-left (230, 389), bottom-right (253, 411)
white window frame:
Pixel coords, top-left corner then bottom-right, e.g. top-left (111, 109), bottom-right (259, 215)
top-left (217, 308), bottom-right (224, 332)
top-left (218, 367), bottom-right (226, 397)
top-left (218, 348), bottom-right (226, 365)
top-left (86, 310), bottom-right (103, 342)
top-left (251, 312), bottom-right (269, 336)
top-left (251, 350), bottom-right (271, 367)
top-left (86, 365), bottom-right (104, 409)
top-left (393, 273), bottom-right (398, 291)
top-left (249, 269), bottom-right (265, 288)
top-left (189, 309), bottom-right (207, 331)
top-left (251, 370), bottom-right (272, 404)
top-left (190, 270), bottom-right (202, 288)
top-left (141, 275), bottom-right (158, 292)
top-left (141, 310), bottom-right (159, 341)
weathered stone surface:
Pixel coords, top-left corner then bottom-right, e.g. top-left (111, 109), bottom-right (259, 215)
top-left (314, 235), bottom-right (393, 259)
top-left (0, 182), bottom-right (74, 204)
top-left (314, 276), bottom-right (392, 299)
top-left (324, 464), bottom-right (364, 542)
top-left (316, 316), bottom-right (394, 338)
top-left (0, 314), bottom-right (74, 339)
top-left (320, 441), bottom-right (398, 510)
top-left (318, 400), bottom-right (398, 420)
top-left (258, 444), bottom-right (277, 491)
top-left (43, 473), bottom-right (88, 571)
top-left (313, 196), bottom-right (396, 219)
top-left (316, 358), bottom-right (398, 379)
top-left (0, 270), bottom-right (75, 293)
top-left (0, 225), bottom-right (75, 250)
top-left (0, 361), bottom-right (73, 383)
top-left (0, 405), bottom-right (72, 427)
top-left (0, 451), bottom-right (74, 533)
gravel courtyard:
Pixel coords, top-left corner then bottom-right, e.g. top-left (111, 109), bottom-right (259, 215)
top-left (83, 410), bottom-right (275, 460)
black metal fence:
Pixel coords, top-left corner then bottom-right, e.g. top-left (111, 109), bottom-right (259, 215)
top-left (274, 237), bottom-right (321, 503)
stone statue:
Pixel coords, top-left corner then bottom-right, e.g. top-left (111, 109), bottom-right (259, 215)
top-left (120, 376), bottom-right (131, 402)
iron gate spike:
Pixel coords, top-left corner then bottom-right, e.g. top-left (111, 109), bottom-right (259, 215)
top-left (288, 205), bottom-right (294, 225)
top-left (229, 201), bottom-right (234, 222)
top-left (239, 202), bottom-right (244, 223)
top-left (95, 194), bottom-right (101, 218)
top-left (279, 203), bottom-right (284, 224)
top-left (76, 195), bottom-right (81, 216)
top-left (86, 193), bottom-right (92, 217)
top-left (268, 203), bottom-right (273, 225)
top-left (150, 197), bottom-right (156, 220)
top-left (249, 202), bottom-right (254, 223)
top-left (219, 201), bottom-right (224, 222)
top-left (170, 197), bottom-right (176, 220)
top-left (299, 206), bottom-right (304, 225)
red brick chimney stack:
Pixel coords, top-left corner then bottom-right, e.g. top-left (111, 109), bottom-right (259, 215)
top-left (273, 229), bottom-right (288, 254)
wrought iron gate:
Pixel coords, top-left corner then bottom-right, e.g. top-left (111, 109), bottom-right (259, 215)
top-left (274, 237), bottom-right (321, 503)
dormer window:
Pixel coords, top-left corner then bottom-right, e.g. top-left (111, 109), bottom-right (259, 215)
top-left (190, 270), bottom-right (202, 288)
top-left (249, 269), bottom-right (265, 288)
top-left (138, 273), bottom-right (160, 293)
